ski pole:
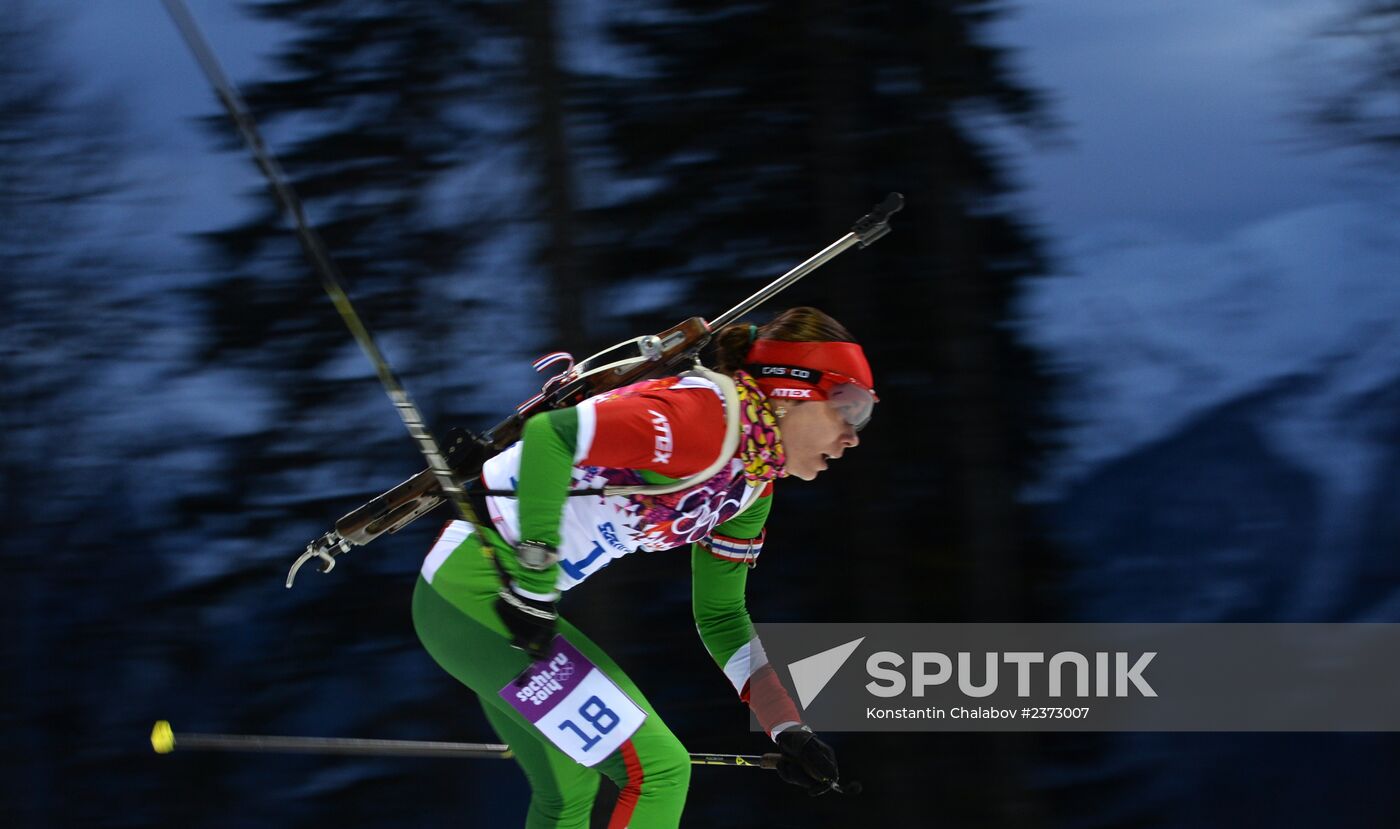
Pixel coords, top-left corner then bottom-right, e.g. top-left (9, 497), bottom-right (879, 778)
top-left (151, 721), bottom-right (778, 768)
top-left (152, 722), bottom-right (860, 793)
top-left (160, 0), bottom-right (498, 563)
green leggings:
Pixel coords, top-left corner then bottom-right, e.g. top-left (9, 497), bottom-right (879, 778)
top-left (412, 534), bottom-right (691, 828)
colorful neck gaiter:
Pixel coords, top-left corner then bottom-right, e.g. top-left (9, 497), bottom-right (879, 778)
top-left (731, 370), bottom-right (786, 482)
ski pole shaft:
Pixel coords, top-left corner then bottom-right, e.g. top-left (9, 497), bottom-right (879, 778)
top-left (150, 722), bottom-right (779, 768)
top-left (151, 721), bottom-right (513, 760)
top-left (161, 0), bottom-right (495, 549)
top-left (689, 753), bottom-right (780, 769)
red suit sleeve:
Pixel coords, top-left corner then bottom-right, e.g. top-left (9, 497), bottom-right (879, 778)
top-left (577, 387), bottom-right (726, 476)
top-left (741, 663), bottom-right (805, 737)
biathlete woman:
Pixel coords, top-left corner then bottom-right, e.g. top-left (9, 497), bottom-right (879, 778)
top-left (412, 307), bottom-right (876, 828)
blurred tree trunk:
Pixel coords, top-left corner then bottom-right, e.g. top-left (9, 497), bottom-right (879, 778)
top-left (926, 111), bottom-right (1042, 829)
top-left (520, 0), bottom-right (586, 349)
top-left (805, 0), bottom-right (862, 287)
top-left (517, 0), bottom-right (638, 698)
top-left (923, 129), bottom-right (1022, 621)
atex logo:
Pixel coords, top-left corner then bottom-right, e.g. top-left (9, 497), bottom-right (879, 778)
top-left (647, 409), bottom-right (673, 464)
top-left (785, 639), bottom-right (1157, 709)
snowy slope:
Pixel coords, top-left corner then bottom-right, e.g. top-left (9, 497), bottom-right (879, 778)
top-left (1019, 200), bottom-right (1400, 496)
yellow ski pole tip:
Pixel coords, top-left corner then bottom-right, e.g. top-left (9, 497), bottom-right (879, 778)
top-left (151, 721), bottom-right (175, 754)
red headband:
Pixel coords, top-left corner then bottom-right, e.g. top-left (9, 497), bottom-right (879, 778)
top-left (744, 339), bottom-right (875, 401)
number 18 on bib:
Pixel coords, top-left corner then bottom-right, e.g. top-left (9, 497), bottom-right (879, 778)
top-left (499, 637), bottom-right (648, 766)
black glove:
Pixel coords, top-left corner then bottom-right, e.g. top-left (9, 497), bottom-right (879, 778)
top-left (494, 583), bottom-right (558, 662)
top-left (775, 727), bottom-right (840, 796)
top-left (444, 426), bottom-right (488, 473)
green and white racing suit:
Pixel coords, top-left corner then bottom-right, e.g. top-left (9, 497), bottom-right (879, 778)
top-left (413, 370), bottom-right (802, 828)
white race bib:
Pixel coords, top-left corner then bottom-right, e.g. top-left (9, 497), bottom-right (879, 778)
top-left (499, 637), bottom-right (647, 766)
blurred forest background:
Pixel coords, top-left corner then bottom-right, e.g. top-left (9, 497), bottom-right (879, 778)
top-left (3, 1), bottom-right (1398, 827)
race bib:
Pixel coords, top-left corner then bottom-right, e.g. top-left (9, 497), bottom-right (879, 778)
top-left (499, 637), bottom-right (647, 766)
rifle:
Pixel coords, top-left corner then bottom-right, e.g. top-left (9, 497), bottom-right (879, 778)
top-left (286, 193), bottom-right (904, 586)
